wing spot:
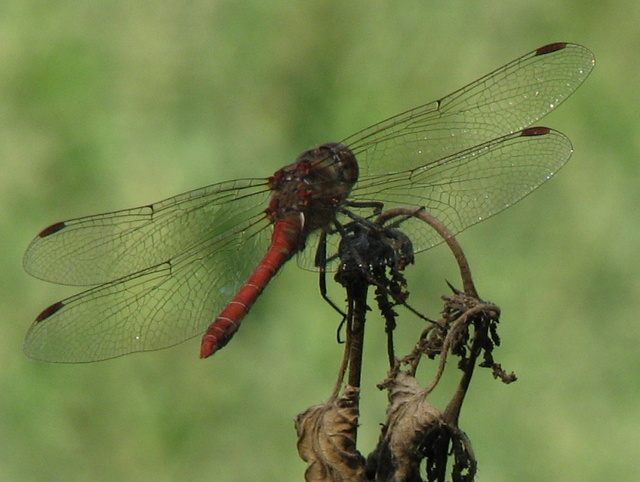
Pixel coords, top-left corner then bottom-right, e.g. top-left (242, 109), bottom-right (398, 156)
top-left (39, 221), bottom-right (66, 238)
top-left (535, 42), bottom-right (567, 56)
top-left (36, 301), bottom-right (65, 322)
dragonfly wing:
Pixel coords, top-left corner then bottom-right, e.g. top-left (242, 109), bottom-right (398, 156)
top-left (24, 207), bottom-right (273, 362)
top-left (24, 178), bottom-right (270, 285)
top-left (348, 127), bottom-right (572, 254)
top-left (344, 43), bottom-right (593, 174)
top-left (297, 45), bottom-right (593, 272)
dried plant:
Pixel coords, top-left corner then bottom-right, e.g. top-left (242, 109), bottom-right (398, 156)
top-left (295, 208), bottom-right (516, 481)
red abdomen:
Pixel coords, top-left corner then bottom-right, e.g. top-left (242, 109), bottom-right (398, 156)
top-left (200, 218), bottom-right (304, 358)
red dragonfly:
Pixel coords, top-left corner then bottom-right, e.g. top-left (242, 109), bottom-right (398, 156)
top-left (24, 43), bottom-right (594, 363)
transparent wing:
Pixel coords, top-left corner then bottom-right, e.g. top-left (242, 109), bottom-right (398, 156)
top-left (24, 178), bottom-right (270, 285)
top-left (344, 43), bottom-right (594, 174)
top-left (299, 43), bottom-right (593, 270)
top-left (24, 184), bottom-right (273, 362)
top-left (350, 127), bottom-right (572, 254)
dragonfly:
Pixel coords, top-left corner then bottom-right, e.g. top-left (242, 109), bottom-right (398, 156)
top-left (24, 42), bottom-right (594, 363)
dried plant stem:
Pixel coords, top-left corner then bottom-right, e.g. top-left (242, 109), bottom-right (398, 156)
top-left (376, 207), bottom-right (477, 297)
top-left (345, 283), bottom-right (369, 390)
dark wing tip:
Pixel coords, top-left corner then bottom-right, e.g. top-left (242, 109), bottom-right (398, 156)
top-left (35, 301), bottom-right (64, 322)
top-left (521, 126), bottom-right (551, 137)
top-left (38, 221), bottom-right (67, 238)
top-left (535, 42), bottom-right (568, 56)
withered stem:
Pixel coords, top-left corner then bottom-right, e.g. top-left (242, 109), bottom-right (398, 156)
top-left (346, 281), bottom-right (369, 390)
top-left (443, 306), bottom-right (492, 426)
top-left (376, 207), bottom-right (478, 297)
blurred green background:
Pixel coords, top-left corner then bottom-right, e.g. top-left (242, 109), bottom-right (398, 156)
top-left (2, 1), bottom-right (639, 481)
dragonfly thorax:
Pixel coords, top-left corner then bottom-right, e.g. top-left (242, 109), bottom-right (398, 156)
top-left (265, 142), bottom-right (358, 232)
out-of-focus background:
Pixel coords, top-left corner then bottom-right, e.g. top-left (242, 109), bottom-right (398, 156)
top-left (2, 2), bottom-right (638, 480)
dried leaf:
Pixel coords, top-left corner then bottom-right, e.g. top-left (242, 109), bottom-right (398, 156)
top-left (370, 373), bottom-right (444, 481)
top-left (295, 386), bottom-right (365, 481)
